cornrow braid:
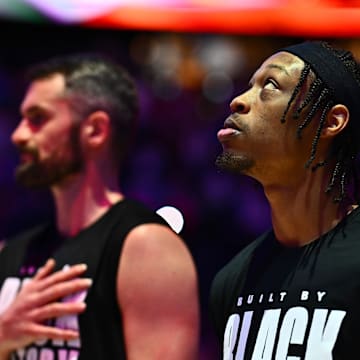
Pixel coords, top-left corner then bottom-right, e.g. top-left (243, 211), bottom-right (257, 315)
top-left (323, 46), bottom-right (360, 203)
top-left (326, 157), bottom-right (342, 193)
top-left (281, 42), bottom-right (360, 204)
top-left (293, 78), bottom-right (322, 119)
top-left (296, 87), bottom-right (332, 140)
top-left (338, 170), bottom-right (348, 203)
top-left (305, 99), bottom-right (333, 169)
top-left (280, 63), bottom-right (311, 123)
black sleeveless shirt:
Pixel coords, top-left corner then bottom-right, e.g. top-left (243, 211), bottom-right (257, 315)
top-left (0, 199), bottom-right (169, 360)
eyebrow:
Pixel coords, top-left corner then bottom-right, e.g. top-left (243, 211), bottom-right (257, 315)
top-left (265, 63), bottom-right (290, 76)
top-left (20, 105), bottom-right (49, 117)
top-left (249, 62), bottom-right (291, 85)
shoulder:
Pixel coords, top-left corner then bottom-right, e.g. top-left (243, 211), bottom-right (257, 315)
top-left (117, 223), bottom-right (198, 320)
top-left (213, 232), bottom-right (270, 286)
top-left (122, 223), bottom-right (193, 268)
top-left (118, 222), bottom-right (197, 296)
top-left (209, 231), bottom-right (271, 337)
top-left (327, 206), bottom-right (360, 246)
top-left (210, 231), bottom-right (271, 305)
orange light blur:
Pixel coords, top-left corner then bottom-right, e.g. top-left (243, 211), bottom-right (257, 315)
top-left (83, 4), bottom-right (360, 36)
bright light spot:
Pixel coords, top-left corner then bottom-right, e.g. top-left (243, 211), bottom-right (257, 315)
top-left (156, 206), bottom-right (184, 234)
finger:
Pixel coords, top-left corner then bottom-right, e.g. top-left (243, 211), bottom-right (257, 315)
top-left (30, 301), bottom-right (87, 321)
top-left (27, 323), bottom-right (80, 341)
top-left (33, 259), bottom-right (56, 280)
top-left (37, 264), bottom-right (88, 291)
top-left (35, 278), bottom-right (92, 306)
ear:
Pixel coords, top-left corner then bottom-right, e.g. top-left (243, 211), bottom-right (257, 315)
top-left (81, 111), bottom-right (110, 148)
top-left (321, 104), bottom-right (349, 139)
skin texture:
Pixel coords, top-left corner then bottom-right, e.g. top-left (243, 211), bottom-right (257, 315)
top-left (1, 73), bottom-right (200, 359)
top-left (217, 51), bottom-right (351, 247)
top-left (13, 75), bottom-right (82, 188)
top-left (218, 52), bottom-right (317, 182)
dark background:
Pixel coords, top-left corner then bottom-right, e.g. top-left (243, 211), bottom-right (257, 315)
top-left (0, 19), bottom-right (359, 358)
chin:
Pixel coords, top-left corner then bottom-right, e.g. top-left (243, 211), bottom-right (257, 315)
top-left (215, 151), bottom-right (254, 174)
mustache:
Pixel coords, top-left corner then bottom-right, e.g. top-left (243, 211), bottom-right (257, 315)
top-left (16, 145), bottom-right (39, 158)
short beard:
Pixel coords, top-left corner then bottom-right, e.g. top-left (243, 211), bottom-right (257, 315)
top-left (215, 151), bottom-right (254, 175)
top-left (15, 158), bottom-right (82, 189)
top-left (15, 126), bottom-right (83, 189)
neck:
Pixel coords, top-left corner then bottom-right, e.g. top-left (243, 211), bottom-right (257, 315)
top-left (263, 165), bottom-right (353, 247)
top-left (50, 165), bottom-right (123, 237)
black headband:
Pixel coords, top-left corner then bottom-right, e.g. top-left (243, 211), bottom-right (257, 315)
top-left (279, 41), bottom-right (360, 137)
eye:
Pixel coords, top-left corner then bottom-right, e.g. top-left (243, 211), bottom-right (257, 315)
top-left (28, 113), bottom-right (47, 127)
top-left (263, 78), bottom-right (278, 90)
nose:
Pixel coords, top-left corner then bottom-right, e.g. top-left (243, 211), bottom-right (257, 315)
top-left (230, 93), bottom-right (250, 114)
top-left (11, 120), bottom-right (31, 147)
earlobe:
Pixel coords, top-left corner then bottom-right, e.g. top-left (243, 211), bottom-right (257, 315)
top-left (321, 104), bottom-right (349, 139)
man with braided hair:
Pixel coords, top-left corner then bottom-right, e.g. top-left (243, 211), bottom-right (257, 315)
top-left (210, 41), bottom-right (360, 359)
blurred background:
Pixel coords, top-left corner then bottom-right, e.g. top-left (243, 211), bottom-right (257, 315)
top-left (1, 0), bottom-right (360, 358)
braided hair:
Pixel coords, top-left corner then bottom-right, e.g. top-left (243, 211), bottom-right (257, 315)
top-left (281, 42), bottom-right (360, 203)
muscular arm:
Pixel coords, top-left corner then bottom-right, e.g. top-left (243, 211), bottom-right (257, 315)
top-left (117, 223), bottom-right (200, 360)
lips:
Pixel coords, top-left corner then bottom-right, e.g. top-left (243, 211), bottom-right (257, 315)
top-left (224, 117), bottom-right (241, 131)
top-left (217, 117), bottom-right (242, 140)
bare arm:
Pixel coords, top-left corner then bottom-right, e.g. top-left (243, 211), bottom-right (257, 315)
top-left (0, 259), bottom-right (91, 359)
top-left (118, 224), bottom-right (200, 360)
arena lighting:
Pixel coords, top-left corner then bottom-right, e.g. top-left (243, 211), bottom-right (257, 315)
top-left (84, 5), bottom-right (360, 36)
top-left (12, 0), bottom-right (288, 22)
top-left (5, 0), bottom-right (360, 36)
